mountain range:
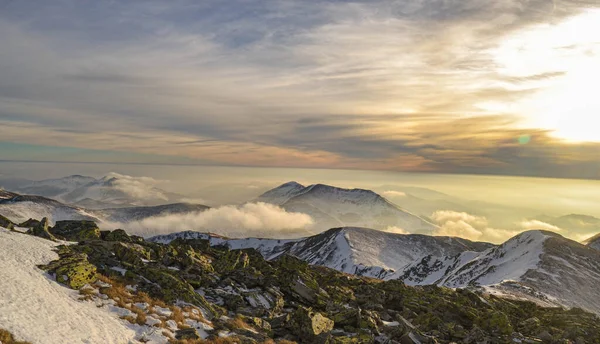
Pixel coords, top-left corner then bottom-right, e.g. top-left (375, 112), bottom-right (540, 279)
top-left (3, 177), bottom-right (600, 315)
top-left (10, 174), bottom-right (183, 208)
top-left (151, 226), bottom-right (600, 314)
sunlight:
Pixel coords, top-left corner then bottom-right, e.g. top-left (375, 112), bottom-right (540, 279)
top-left (492, 9), bottom-right (600, 142)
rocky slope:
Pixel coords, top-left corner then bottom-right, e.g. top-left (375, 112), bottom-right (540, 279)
top-left (150, 227), bottom-right (494, 279)
top-left (400, 230), bottom-right (600, 314)
top-left (256, 182), bottom-right (438, 233)
top-left (3, 217), bottom-right (600, 344)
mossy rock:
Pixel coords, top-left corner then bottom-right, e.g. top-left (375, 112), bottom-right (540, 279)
top-left (28, 217), bottom-right (57, 241)
top-left (39, 249), bottom-right (97, 289)
top-left (103, 229), bottom-right (132, 242)
top-left (50, 220), bottom-right (101, 241)
top-left (18, 218), bottom-right (40, 228)
top-left (213, 250), bottom-right (250, 274)
top-left (113, 242), bottom-right (152, 267)
top-left (139, 266), bottom-right (221, 319)
top-left (0, 214), bottom-right (15, 230)
top-left (288, 307), bottom-right (334, 343)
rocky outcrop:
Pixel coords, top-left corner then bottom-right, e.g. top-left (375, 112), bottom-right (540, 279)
top-left (38, 246), bottom-right (97, 289)
top-left (50, 220), bottom-right (101, 241)
top-left (29, 217), bottom-right (56, 241)
top-left (0, 214), bottom-right (15, 230)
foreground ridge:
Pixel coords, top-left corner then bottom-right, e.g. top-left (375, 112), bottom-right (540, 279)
top-left (3, 217), bottom-right (599, 343)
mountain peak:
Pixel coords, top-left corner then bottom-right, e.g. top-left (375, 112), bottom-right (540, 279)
top-left (279, 181), bottom-right (305, 188)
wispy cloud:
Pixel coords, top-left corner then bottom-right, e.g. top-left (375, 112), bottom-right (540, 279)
top-left (0, 1), bottom-right (598, 178)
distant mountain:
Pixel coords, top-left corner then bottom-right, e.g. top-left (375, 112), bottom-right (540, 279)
top-left (400, 230), bottom-right (600, 314)
top-left (583, 232), bottom-right (600, 251)
top-left (16, 175), bottom-right (96, 199)
top-left (541, 214), bottom-right (600, 238)
top-left (0, 190), bottom-right (209, 226)
top-left (150, 227), bottom-right (492, 279)
top-left (12, 174), bottom-right (183, 208)
top-left (256, 182), bottom-right (438, 233)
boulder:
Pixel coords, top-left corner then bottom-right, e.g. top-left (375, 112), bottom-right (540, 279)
top-left (50, 220), bottom-right (101, 241)
top-left (29, 217), bottom-right (57, 241)
top-left (18, 218), bottom-right (41, 229)
top-left (39, 248), bottom-right (97, 289)
top-left (0, 214), bottom-right (15, 230)
top-left (175, 328), bottom-right (200, 340)
top-left (103, 229), bottom-right (132, 242)
top-left (288, 307), bottom-right (334, 343)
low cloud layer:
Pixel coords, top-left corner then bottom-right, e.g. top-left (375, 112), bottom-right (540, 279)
top-left (431, 210), bottom-right (564, 243)
top-left (113, 202), bottom-right (314, 238)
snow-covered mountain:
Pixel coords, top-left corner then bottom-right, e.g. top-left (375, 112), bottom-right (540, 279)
top-left (0, 190), bottom-right (101, 224)
top-left (16, 175), bottom-right (96, 199)
top-left (150, 227), bottom-right (492, 279)
top-left (0, 190), bottom-right (210, 226)
top-left (256, 182), bottom-right (438, 233)
top-left (400, 230), bottom-right (600, 313)
top-left (12, 174), bottom-right (183, 208)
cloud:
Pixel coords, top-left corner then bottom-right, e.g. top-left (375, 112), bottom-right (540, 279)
top-left (0, 1), bottom-right (598, 179)
top-left (104, 172), bottom-right (169, 202)
top-left (382, 191), bottom-right (407, 198)
top-left (518, 220), bottom-right (562, 232)
top-left (431, 210), bottom-right (557, 243)
top-left (381, 226), bottom-right (409, 235)
top-left (111, 202), bottom-right (314, 238)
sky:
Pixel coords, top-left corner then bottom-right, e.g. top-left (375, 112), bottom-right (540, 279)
top-left (1, 0), bottom-right (599, 179)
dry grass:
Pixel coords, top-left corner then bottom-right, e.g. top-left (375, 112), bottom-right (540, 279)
top-left (169, 338), bottom-right (240, 344)
top-left (226, 316), bottom-right (254, 331)
top-left (276, 340), bottom-right (298, 344)
top-left (78, 287), bottom-right (96, 301)
top-left (170, 306), bottom-right (186, 324)
top-left (0, 329), bottom-right (32, 344)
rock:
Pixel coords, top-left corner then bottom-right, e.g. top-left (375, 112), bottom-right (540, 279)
top-left (39, 249), bottom-right (97, 289)
top-left (140, 266), bottom-right (220, 320)
top-left (400, 332), bottom-right (429, 344)
top-left (0, 214), bottom-right (15, 230)
top-left (29, 217), bottom-right (56, 241)
top-left (288, 307), bottom-right (334, 343)
top-left (50, 220), bottom-right (101, 241)
top-left (249, 317), bottom-right (272, 332)
top-left (103, 229), bottom-right (132, 242)
top-left (175, 328), bottom-right (200, 340)
top-left (213, 250), bottom-right (250, 274)
top-left (519, 317), bottom-right (541, 333)
top-left (18, 218), bottom-right (40, 229)
top-left (538, 331), bottom-right (553, 342)
top-left (113, 242), bottom-right (151, 266)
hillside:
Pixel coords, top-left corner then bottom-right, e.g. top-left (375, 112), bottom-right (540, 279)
top-left (2, 218), bottom-right (599, 343)
top-left (150, 227), bottom-right (494, 279)
top-left (401, 230), bottom-right (600, 314)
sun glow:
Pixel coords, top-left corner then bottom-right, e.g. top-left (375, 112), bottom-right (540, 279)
top-left (492, 9), bottom-right (600, 142)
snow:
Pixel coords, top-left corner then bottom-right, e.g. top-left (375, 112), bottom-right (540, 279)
top-left (0, 227), bottom-right (138, 344)
top-left (443, 230), bottom-right (549, 287)
top-left (110, 266), bottom-right (128, 276)
top-left (256, 182), bottom-right (438, 232)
